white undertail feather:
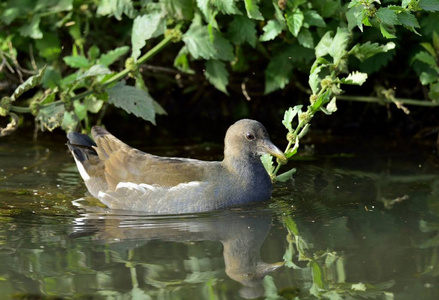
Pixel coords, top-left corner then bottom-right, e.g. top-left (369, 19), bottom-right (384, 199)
top-left (72, 156), bottom-right (90, 180)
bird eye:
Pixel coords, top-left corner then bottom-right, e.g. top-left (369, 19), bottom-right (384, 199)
top-left (245, 132), bottom-right (255, 141)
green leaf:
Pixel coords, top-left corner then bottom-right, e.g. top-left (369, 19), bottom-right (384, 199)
top-left (162, 0), bottom-right (194, 20)
top-left (340, 71), bottom-right (368, 85)
top-left (265, 54), bottom-right (293, 94)
top-left (35, 32), bottom-right (61, 60)
top-left (421, 43), bottom-right (436, 58)
top-left (261, 154), bottom-right (275, 175)
top-left (73, 100), bottom-right (87, 121)
top-left (63, 55), bottom-right (90, 68)
top-left (413, 51), bottom-right (437, 66)
top-left (183, 24), bottom-right (234, 61)
top-left (174, 46), bottom-right (195, 74)
top-left (309, 65), bottom-right (322, 94)
top-left (328, 27), bottom-right (350, 63)
top-left (107, 81), bottom-right (156, 124)
top-left (376, 7), bottom-right (398, 26)
top-left (419, 0), bottom-right (439, 12)
top-left (36, 102), bottom-right (65, 131)
top-left (214, 0), bottom-right (241, 14)
top-left (204, 60), bottom-right (229, 94)
top-left (18, 15), bottom-right (43, 39)
top-left (11, 66), bottom-right (46, 101)
top-left (61, 111), bottom-right (78, 133)
top-left (277, 168), bottom-right (297, 182)
top-left (97, 0), bottom-right (136, 20)
top-left (379, 23), bottom-right (396, 39)
top-left (282, 106), bottom-right (303, 133)
top-left (397, 12), bottom-right (420, 29)
top-left (303, 10), bottom-right (326, 27)
top-left (286, 10), bottom-right (304, 37)
top-left (77, 65), bottom-right (112, 80)
top-left (42, 66), bottom-right (62, 89)
top-left (315, 31), bottom-right (333, 58)
top-left (99, 46), bottom-right (130, 66)
top-left (131, 13), bottom-right (165, 61)
top-left (228, 15), bottom-right (257, 47)
top-left (420, 71), bottom-right (437, 85)
top-left (88, 45), bottom-right (101, 61)
top-left (85, 97), bottom-right (104, 113)
top-left (259, 20), bottom-right (283, 42)
top-left (349, 41), bottom-right (396, 62)
top-left (244, 0), bottom-right (263, 20)
top-left (297, 29), bottom-right (314, 48)
top-left (196, 0), bottom-right (210, 21)
top-left (325, 97), bottom-right (337, 114)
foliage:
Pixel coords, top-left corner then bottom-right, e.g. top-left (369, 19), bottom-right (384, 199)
top-left (0, 1), bottom-right (438, 149)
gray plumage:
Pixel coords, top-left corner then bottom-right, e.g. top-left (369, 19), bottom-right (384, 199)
top-left (67, 119), bottom-right (286, 214)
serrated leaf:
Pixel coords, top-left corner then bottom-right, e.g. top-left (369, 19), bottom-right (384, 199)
top-left (97, 0), bottom-right (136, 20)
top-left (265, 54), bottom-right (293, 94)
top-left (286, 10), bottom-right (304, 37)
top-left (99, 46), bottom-right (130, 66)
top-left (419, 0), bottom-right (439, 12)
top-left (340, 71), bottom-right (368, 85)
top-left (261, 154), bottom-right (275, 175)
top-left (349, 41), bottom-right (395, 62)
top-left (376, 7), bottom-right (398, 25)
top-left (315, 31), bottom-right (333, 58)
top-left (244, 0), bottom-right (263, 20)
top-left (204, 60), bottom-right (229, 94)
top-left (11, 66), bottom-right (46, 101)
top-left (397, 11), bottom-right (420, 29)
top-left (162, 0), bottom-right (194, 20)
top-left (18, 14), bottom-right (43, 39)
top-left (303, 10), bottom-right (326, 27)
top-left (282, 106), bottom-right (303, 132)
top-left (277, 168), bottom-right (296, 182)
top-left (228, 15), bottom-right (257, 47)
top-left (379, 23), bottom-right (396, 39)
top-left (309, 65), bottom-right (322, 94)
top-left (107, 82), bottom-right (156, 124)
top-left (298, 29), bottom-right (314, 48)
top-left (260, 20), bottom-right (283, 42)
top-left (77, 65), bottom-right (112, 80)
top-left (36, 102), bottom-right (65, 131)
top-left (131, 13), bottom-right (165, 61)
top-left (63, 55), bottom-right (90, 68)
top-left (183, 24), bottom-right (234, 61)
top-left (214, 0), bottom-right (241, 14)
top-left (329, 27), bottom-right (350, 63)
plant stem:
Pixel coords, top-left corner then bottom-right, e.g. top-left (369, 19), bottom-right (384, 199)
top-left (337, 95), bottom-right (439, 106)
top-left (9, 24), bottom-right (181, 114)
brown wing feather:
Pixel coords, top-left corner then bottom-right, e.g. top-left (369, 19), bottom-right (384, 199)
top-left (91, 126), bottom-right (215, 190)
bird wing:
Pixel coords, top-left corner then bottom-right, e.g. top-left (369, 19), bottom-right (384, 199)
top-left (91, 126), bottom-right (217, 191)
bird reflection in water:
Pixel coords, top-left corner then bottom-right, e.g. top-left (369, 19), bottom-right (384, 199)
top-left (71, 198), bottom-right (283, 299)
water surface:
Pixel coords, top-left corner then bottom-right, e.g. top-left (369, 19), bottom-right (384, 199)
top-left (0, 133), bottom-right (438, 299)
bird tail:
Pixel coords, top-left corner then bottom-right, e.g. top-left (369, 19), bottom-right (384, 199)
top-left (67, 132), bottom-right (97, 162)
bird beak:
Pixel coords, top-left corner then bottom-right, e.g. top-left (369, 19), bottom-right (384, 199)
top-left (260, 140), bottom-right (286, 162)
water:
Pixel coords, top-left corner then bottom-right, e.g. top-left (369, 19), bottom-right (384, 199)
top-left (0, 133), bottom-right (438, 299)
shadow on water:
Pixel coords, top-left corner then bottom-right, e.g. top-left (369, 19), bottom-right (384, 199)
top-left (0, 133), bottom-right (439, 299)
